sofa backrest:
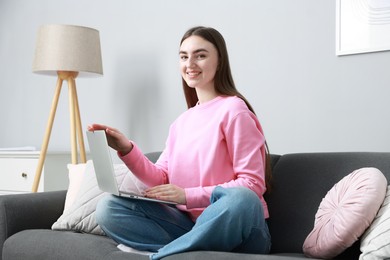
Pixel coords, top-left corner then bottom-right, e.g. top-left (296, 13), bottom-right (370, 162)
top-left (265, 152), bottom-right (390, 257)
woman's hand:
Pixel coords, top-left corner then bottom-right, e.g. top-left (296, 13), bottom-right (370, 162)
top-left (145, 184), bottom-right (186, 205)
top-left (88, 124), bottom-right (133, 155)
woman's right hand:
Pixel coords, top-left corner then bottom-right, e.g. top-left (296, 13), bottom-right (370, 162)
top-left (87, 124), bottom-right (133, 156)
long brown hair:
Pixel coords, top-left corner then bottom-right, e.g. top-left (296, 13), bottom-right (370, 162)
top-left (180, 26), bottom-right (272, 192)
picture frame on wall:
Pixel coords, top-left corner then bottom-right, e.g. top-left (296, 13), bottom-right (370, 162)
top-left (336, 0), bottom-right (390, 56)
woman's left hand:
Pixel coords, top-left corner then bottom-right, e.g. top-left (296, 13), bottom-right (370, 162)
top-left (145, 184), bottom-right (186, 205)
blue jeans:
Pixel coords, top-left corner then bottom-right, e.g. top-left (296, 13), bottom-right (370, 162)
top-left (95, 186), bottom-right (271, 260)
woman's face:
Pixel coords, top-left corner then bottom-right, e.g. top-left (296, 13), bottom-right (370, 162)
top-left (179, 35), bottom-right (219, 91)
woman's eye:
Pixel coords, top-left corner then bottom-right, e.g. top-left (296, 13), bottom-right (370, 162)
top-left (180, 56), bottom-right (188, 61)
top-left (197, 54), bottom-right (206, 59)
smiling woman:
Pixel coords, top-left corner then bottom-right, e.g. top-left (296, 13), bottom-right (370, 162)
top-left (179, 35), bottom-right (219, 102)
top-left (90, 26), bottom-right (272, 260)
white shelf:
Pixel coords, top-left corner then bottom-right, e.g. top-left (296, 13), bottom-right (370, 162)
top-left (0, 151), bottom-right (73, 194)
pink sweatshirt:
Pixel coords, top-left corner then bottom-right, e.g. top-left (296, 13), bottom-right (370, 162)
top-left (120, 96), bottom-right (269, 221)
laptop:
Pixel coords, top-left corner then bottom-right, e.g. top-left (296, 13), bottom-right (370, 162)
top-left (86, 130), bottom-right (177, 205)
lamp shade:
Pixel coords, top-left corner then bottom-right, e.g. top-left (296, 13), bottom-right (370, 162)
top-left (32, 24), bottom-right (103, 77)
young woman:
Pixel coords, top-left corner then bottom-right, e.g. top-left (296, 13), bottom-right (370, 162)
top-left (90, 26), bottom-right (271, 260)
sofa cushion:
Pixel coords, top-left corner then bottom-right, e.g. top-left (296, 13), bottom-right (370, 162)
top-left (2, 229), bottom-right (147, 260)
top-left (360, 185), bottom-right (390, 260)
top-left (52, 160), bottom-right (147, 235)
top-left (302, 168), bottom-right (387, 259)
top-left (3, 230), bottom-right (311, 260)
top-left (164, 251), bottom-right (310, 260)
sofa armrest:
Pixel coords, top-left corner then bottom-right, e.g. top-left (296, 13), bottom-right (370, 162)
top-left (0, 190), bottom-right (66, 256)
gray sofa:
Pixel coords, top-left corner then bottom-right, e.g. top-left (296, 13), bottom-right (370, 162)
top-left (1, 151), bottom-right (390, 260)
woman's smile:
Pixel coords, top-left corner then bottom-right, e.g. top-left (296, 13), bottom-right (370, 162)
top-left (186, 70), bottom-right (201, 79)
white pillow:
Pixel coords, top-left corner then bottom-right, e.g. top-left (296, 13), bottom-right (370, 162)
top-left (64, 163), bottom-right (86, 212)
top-left (52, 160), bottom-right (147, 235)
top-left (360, 185), bottom-right (390, 260)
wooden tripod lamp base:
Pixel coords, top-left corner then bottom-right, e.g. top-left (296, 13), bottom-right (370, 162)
top-left (31, 71), bottom-right (87, 192)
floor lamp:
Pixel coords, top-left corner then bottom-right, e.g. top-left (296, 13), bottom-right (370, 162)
top-left (31, 24), bottom-right (103, 192)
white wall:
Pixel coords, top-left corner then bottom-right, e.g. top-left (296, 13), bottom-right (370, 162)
top-left (1, 0), bottom-right (390, 155)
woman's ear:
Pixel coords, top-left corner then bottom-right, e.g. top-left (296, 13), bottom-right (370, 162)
top-left (217, 57), bottom-right (222, 70)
